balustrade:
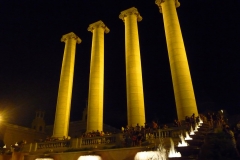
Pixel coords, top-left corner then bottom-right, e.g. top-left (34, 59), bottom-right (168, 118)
top-left (23, 127), bottom-right (188, 153)
top-left (81, 135), bottom-right (116, 146)
top-left (151, 126), bottom-right (187, 139)
top-left (37, 140), bottom-right (70, 149)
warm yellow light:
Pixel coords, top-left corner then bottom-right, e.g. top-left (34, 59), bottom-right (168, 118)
top-left (87, 21), bottom-right (109, 132)
top-left (53, 32), bottom-right (81, 138)
top-left (155, 0), bottom-right (198, 120)
top-left (119, 7), bottom-right (146, 127)
top-left (78, 155), bottom-right (102, 160)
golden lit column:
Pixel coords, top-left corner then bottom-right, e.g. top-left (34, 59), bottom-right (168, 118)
top-left (53, 32), bottom-right (81, 138)
top-left (155, 0), bottom-right (198, 120)
top-left (87, 21), bottom-right (109, 132)
top-left (119, 7), bottom-right (146, 127)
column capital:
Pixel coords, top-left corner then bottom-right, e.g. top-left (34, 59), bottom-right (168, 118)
top-left (155, 0), bottom-right (180, 13)
top-left (61, 32), bottom-right (81, 44)
top-left (119, 7), bottom-right (142, 22)
top-left (87, 20), bottom-right (110, 33)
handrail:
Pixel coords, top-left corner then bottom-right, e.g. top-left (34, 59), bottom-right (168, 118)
top-left (147, 126), bottom-right (188, 139)
top-left (23, 126), bottom-right (189, 152)
top-left (37, 140), bottom-right (70, 149)
top-left (81, 135), bottom-right (116, 146)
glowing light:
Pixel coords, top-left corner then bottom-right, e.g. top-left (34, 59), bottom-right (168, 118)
top-left (190, 126), bottom-right (195, 135)
top-left (78, 155), bottom-right (102, 160)
top-left (198, 122), bottom-right (202, 126)
top-left (169, 138), bottom-right (181, 157)
top-left (194, 125), bottom-right (198, 132)
top-left (3, 145), bottom-right (6, 148)
top-left (134, 151), bottom-right (163, 160)
top-left (185, 132), bottom-right (192, 140)
top-left (135, 139), bottom-right (167, 159)
top-left (199, 117), bottom-right (203, 124)
top-left (196, 123), bottom-right (200, 128)
top-left (178, 134), bottom-right (188, 147)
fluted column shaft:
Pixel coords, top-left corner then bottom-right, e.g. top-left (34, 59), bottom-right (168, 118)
top-left (53, 32), bottom-right (81, 138)
top-left (120, 7), bottom-right (146, 127)
top-left (156, 0), bottom-right (198, 120)
top-left (87, 21), bottom-right (109, 132)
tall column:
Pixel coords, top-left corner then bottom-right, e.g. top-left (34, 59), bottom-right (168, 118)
top-left (87, 20), bottom-right (109, 132)
top-left (53, 32), bottom-right (81, 138)
top-left (155, 0), bottom-right (198, 120)
top-left (119, 7), bottom-right (146, 127)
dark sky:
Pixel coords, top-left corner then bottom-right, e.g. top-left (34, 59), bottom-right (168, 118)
top-left (0, 0), bottom-right (240, 129)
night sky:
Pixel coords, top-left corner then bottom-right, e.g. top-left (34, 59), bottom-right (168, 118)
top-left (0, 0), bottom-right (240, 129)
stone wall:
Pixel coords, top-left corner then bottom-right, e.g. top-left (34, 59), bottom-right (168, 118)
top-left (24, 147), bottom-right (146, 160)
top-left (2, 123), bottom-right (46, 147)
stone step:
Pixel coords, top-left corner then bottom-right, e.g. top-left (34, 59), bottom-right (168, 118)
top-left (175, 146), bottom-right (200, 157)
top-left (167, 123), bottom-right (210, 159)
top-left (188, 134), bottom-right (205, 140)
top-left (169, 157), bottom-right (197, 160)
top-left (199, 127), bottom-right (209, 130)
top-left (185, 139), bottom-right (204, 147)
top-left (197, 131), bottom-right (209, 135)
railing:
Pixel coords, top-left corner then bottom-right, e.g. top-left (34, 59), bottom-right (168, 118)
top-left (22, 134), bottom-right (118, 152)
top-left (37, 140), bottom-right (70, 149)
top-left (22, 127), bottom-right (188, 152)
top-left (170, 127), bottom-right (187, 138)
top-left (146, 127), bottom-right (187, 139)
top-left (81, 135), bottom-right (116, 146)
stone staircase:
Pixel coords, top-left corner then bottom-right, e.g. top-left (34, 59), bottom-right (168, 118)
top-left (168, 122), bottom-right (210, 160)
top-left (20, 123), bottom-right (211, 160)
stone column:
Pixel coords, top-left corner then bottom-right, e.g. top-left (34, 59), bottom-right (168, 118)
top-left (87, 20), bottom-right (109, 132)
top-left (119, 7), bottom-right (146, 127)
top-left (53, 32), bottom-right (81, 138)
top-left (155, 0), bottom-right (198, 120)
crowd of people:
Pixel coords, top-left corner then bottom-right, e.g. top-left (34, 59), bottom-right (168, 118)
top-left (206, 112), bottom-right (225, 129)
top-left (37, 112), bottom-right (240, 152)
top-left (38, 136), bottom-right (71, 142)
top-left (235, 121), bottom-right (240, 152)
top-left (198, 111), bottom-right (240, 155)
top-left (121, 123), bottom-right (146, 147)
top-left (184, 113), bottom-right (203, 128)
top-left (121, 120), bottom-right (176, 147)
top-left (36, 112), bottom-right (240, 152)
top-left (118, 112), bottom-right (240, 157)
top-left (81, 130), bottom-right (114, 138)
top-left (118, 114), bottom-right (207, 147)
top-left (221, 120), bottom-right (240, 155)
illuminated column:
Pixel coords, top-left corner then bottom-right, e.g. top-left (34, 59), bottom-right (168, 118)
top-left (53, 32), bottom-right (81, 138)
top-left (119, 7), bottom-right (146, 127)
top-left (87, 21), bottom-right (109, 132)
top-left (155, 0), bottom-right (198, 120)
